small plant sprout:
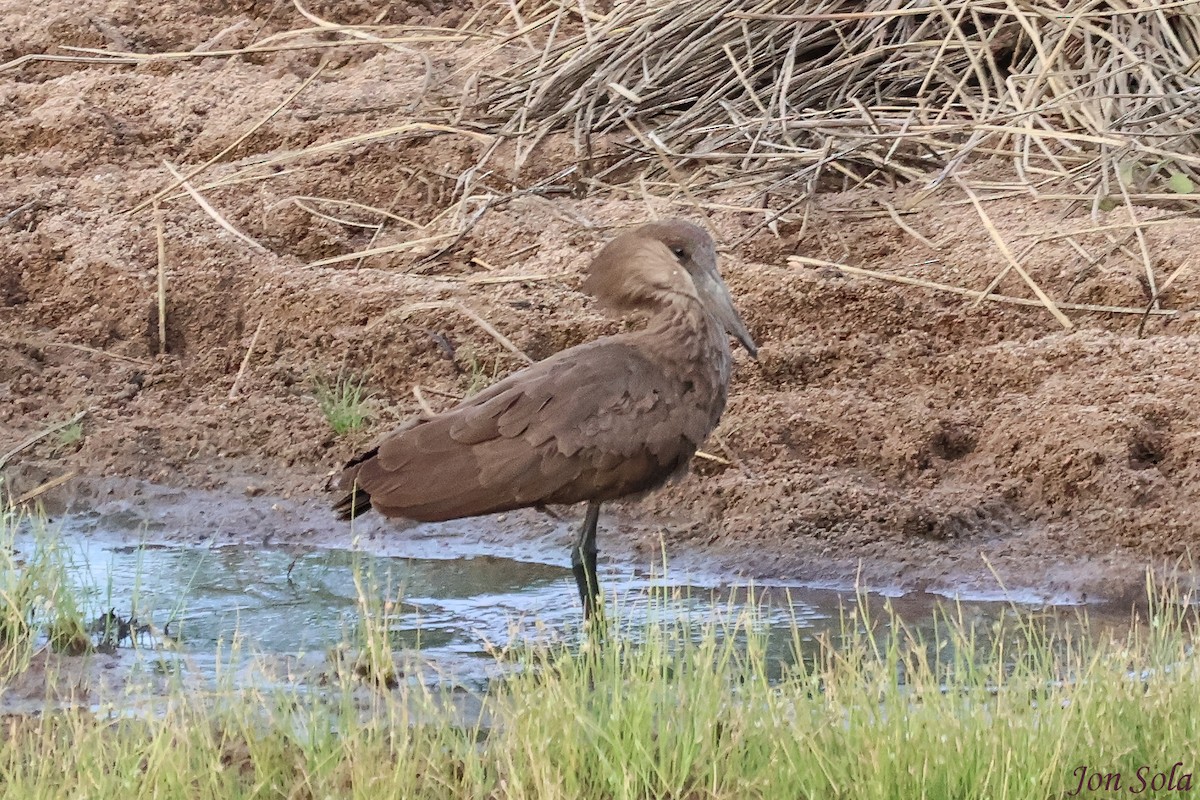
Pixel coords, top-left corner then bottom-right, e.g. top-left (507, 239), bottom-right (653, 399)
top-left (56, 421), bottom-right (84, 450)
top-left (459, 347), bottom-right (503, 397)
top-left (313, 376), bottom-right (372, 436)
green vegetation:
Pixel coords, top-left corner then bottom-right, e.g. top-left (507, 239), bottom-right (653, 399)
top-left (2, 590), bottom-right (1199, 798)
top-left (0, 504), bottom-right (92, 674)
top-left (0, 500), bottom-right (1198, 798)
top-left (459, 346), bottom-right (504, 398)
top-left (312, 375), bottom-right (371, 436)
top-left (54, 421), bottom-right (84, 451)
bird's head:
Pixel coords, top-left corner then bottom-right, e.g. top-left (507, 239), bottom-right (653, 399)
top-left (583, 219), bottom-right (758, 358)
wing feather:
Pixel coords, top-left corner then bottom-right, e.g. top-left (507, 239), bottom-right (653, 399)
top-left (336, 338), bottom-right (718, 522)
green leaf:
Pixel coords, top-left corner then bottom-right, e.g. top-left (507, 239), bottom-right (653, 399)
top-left (1168, 171), bottom-right (1195, 194)
top-left (1117, 160), bottom-right (1136, 187)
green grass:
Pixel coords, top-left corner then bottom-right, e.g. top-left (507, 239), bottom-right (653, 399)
top-left (54, 422), bottom-right (84, 451)
top-left (2, 592), bottom-right (1198, 799)
top-left (312, 375), bottom-right (371, 435)
top-left (459, 346), bottom-right (503, 397)
top-left (0, 499), bottom-right (1198, 798)
top-left (0, 503), bottom-right (92, 673)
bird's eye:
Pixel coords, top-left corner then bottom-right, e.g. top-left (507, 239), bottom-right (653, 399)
top-left (670, 245), bottom-right (687, 260)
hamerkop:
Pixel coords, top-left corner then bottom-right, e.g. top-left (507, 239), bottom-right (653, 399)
top-left (334, 219), bottom-right (757, 620)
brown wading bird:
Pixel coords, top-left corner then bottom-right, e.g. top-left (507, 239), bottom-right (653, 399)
top-left (334, 219), bottom-right (757, 620)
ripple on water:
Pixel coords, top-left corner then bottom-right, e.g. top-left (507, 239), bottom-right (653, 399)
top-left (10, 512), bottom-right (1112, 695)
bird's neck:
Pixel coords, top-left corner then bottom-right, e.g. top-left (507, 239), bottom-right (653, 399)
top-left (642, 295), bottom-right (733, 376)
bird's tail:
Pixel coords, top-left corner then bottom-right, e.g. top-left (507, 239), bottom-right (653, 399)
top-left (333, 445), bottom-right (381, 521)
top-left (333, 483), bottom-right (373, 521)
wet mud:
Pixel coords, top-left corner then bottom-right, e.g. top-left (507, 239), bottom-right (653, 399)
top-left (6, 0), bottom-right (1200, 611)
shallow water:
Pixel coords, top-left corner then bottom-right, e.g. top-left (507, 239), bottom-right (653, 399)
top-left (10, 509), bottom-right (1120, 694)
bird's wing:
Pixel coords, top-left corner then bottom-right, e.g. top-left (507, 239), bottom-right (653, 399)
top-left (338, 339), bottom-right (713, 521)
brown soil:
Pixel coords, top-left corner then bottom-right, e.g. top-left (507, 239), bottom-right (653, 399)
top-left (5, 1), bottom-right (1200, 604)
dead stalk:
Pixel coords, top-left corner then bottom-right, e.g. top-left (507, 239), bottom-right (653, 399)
top-left (0, 409), bottom-right (92, 471)
top-left (412, 385), bottom-right (437, 416)
top-left (371, 301), bottom-right (534, 365)
top-left (790, 256), bottom-right (1178, 318)
top-left (229, 318), bottom-right (267, 401)
top-left (956, 179), bottom-right (1073, 329)
top-left (162, 161), bottom-right (269, 253)
top-left (129, 63), bottom-right (327, 215)
top-left (0, 337), bottom-right (151, 366)
top-left (14, 471), bottom-right (78, 505)
top-left (154, 202), bottom-right (168, 355)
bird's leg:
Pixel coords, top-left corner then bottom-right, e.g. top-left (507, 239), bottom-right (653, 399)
top-left (571, 501), bottom-right (602, 620)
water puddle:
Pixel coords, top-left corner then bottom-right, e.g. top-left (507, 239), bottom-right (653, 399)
top-left (8, 505), bottom-right (1134, 702)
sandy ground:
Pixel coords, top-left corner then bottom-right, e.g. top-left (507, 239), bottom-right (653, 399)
top-left (5, 1), bottom-right (1200, 604)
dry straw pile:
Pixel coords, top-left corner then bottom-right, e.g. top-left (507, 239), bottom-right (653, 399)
top-left (7, 1), bottom-right (1198, 327)
top-left (14, 1), bottom-right (1198, 216)
top-left (485, 0), bottom-right (1200, 210)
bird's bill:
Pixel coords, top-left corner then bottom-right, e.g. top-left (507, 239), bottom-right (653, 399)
top-left (699, 274), bottom-right (759, 359)
top-left (726, 309), bottom-right (759, 359)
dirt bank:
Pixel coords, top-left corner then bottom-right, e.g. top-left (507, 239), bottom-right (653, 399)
top-left (5, 1), bottom-right (1200, 602)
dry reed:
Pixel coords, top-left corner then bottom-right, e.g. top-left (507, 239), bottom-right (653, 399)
top-left (12, 0), bottom-right (1195, 327)
top-left (473, 0), bottom-right (1200, 324)
top-left (0, 409), bottom-right (91, 472)
top-left (481, 0), bottom-right (1200, 210)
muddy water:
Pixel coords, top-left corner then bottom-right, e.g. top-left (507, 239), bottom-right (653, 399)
top-left (16, 504), bottom-right (1121, 695)
top-left (32, 520), bottom-right (841, 686)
